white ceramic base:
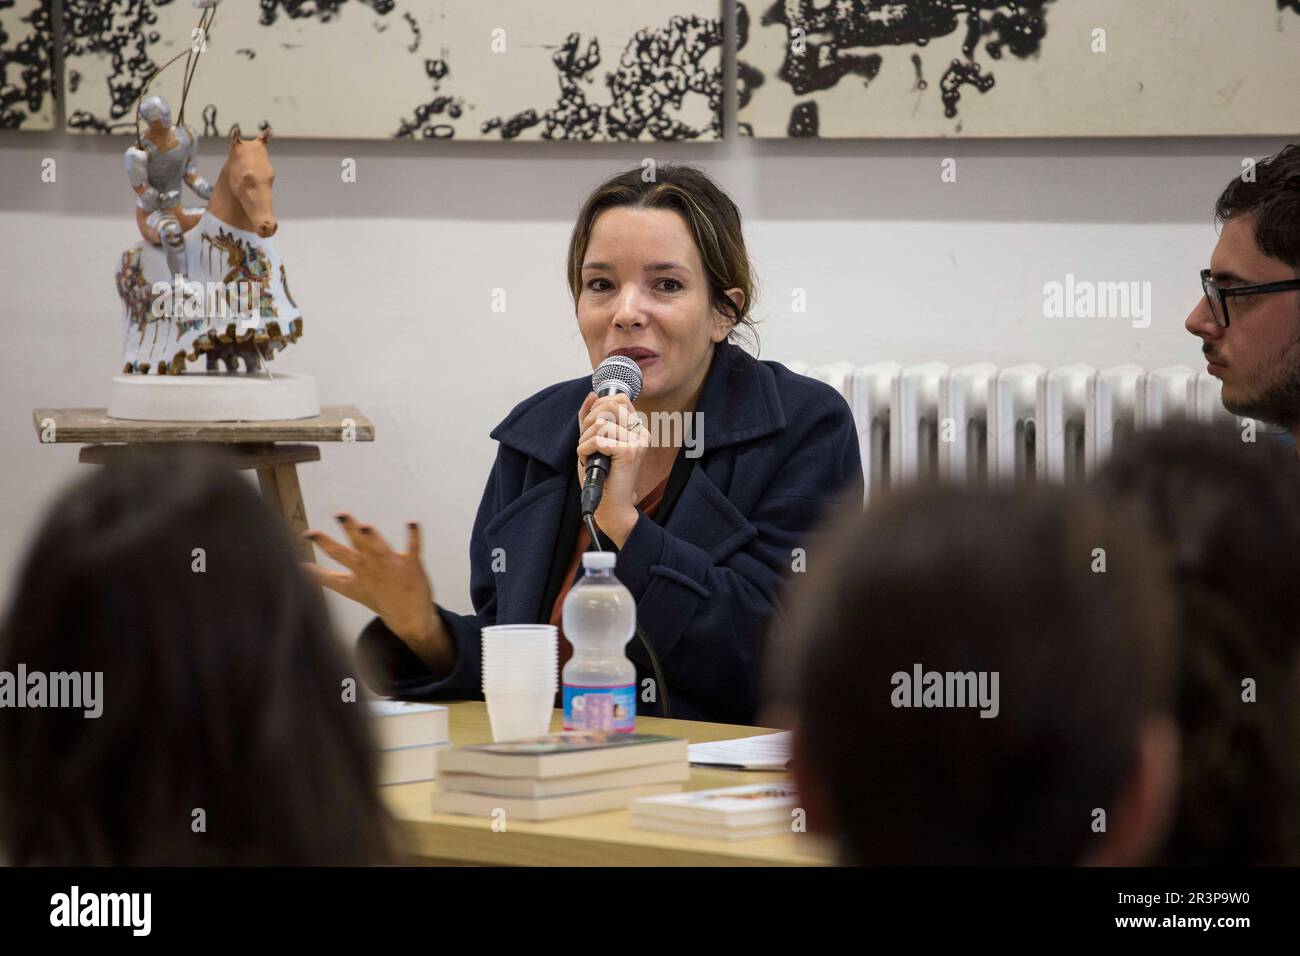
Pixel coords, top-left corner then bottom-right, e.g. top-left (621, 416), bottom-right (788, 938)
top-left (107, 371), bottom-right (320, 422)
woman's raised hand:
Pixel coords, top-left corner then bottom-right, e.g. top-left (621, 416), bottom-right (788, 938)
top-left (303, 514), bottom-right (453, 673)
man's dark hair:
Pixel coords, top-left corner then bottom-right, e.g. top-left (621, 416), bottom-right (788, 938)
top-left (1215, 143), bottom-right (1300, 269)
top-left (0, 451), bottom-right (393, 865)
top-left (1094, 421), bottom-right (1300, 865)
top-left (781, 484), bottom-right (1174, 865)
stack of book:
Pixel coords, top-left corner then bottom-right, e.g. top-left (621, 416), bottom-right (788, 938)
top-left (431, 731), bottom-right (689, 821)
top-left (367, 700), bottom-right (450, 786)
top-left (630, 782), bottom-right (799, 840)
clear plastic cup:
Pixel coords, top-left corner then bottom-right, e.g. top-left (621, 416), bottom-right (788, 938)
top-left (482, 660), bottom-right (556, 680)
top-left (482, 624), bottom-right (557, 645)
top-left (486, 691), bottom-right (556, 742)
top-left (483, 682), bottom-right (557, 696)
top-left (482, 664), bottom-right (557, 691)
top-left (483, 676), bottom-right (553, 691)
top-left (481, 625), bottom-right (558, 740)
top-left (482, 654), bottom-right (555, 664)
top-left (481, 626), bottom-right (557, 679)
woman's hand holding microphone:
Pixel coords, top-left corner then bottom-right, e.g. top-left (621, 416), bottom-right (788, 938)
top-left (576, 389), bottom-right (651, 548)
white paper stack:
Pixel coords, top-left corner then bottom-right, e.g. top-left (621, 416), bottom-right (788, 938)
top-left (687, 731), bottom-right (791, 771)
top-left (367, 700), bottom-right (450, 786)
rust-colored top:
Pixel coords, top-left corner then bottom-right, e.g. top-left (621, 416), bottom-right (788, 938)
top-left (549, 475), bottom-right (671, 693)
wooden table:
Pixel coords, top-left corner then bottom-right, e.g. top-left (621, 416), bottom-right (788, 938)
top-left (384, 701), bottom-right (830, 867)
top-left (31, 405), bottom-right (373, 562)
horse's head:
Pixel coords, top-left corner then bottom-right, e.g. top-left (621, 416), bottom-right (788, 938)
top-left (225, 125), bottom-right (277, 238)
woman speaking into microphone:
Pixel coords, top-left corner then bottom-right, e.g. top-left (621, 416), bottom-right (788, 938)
top-left (307, 165), bottom-right (863, 725)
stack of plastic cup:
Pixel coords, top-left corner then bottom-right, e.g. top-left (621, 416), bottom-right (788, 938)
top-left (481, 624), bottom-right (558, 742)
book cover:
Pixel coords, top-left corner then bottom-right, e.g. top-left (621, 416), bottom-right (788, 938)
top-left (366, 700), bottom-right (450, 751)
top-left (461, 730), bottom-right (677, 755)
top-left (429, 782), bottom-right (684, 822)
top-left (628, 815), bottom-right (795, 842)
top-left (439, 760), bottom-right (690, 798)
top-left (630, 782), bottom-right (798, 826)
top-left (377, 742), bottom-right (450, 786)
top-left (437, 731), bottom-right (687, 779)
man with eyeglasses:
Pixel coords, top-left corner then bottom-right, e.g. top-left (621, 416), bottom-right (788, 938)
top-left (1187, 144), bottom-right (1300, 448)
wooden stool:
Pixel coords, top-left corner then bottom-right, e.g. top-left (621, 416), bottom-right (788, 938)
top-left (31, 405), bottom-right (374, 562)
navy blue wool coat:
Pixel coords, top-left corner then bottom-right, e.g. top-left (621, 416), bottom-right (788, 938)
top-left (357, 342), bottom-right (863, 725)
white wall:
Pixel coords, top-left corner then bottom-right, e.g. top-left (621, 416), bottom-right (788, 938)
top-left (1, 124), bottom-right (1291, 636)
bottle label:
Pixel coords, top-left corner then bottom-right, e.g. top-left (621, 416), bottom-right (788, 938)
top-left (563, 683), bottom-right (636, 733)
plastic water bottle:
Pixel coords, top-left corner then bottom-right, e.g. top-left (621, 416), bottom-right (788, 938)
top-left (562, 551), bottom-right (637, 733)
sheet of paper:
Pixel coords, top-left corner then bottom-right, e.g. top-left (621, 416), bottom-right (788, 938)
top-left (687, 731), bottom-right (791, 770)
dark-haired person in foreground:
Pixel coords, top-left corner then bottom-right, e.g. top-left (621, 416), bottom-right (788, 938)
top-left (0, 452), bottom-right (393, 865)
top-left (1188, 143), bottom-right (1300, 449)
top-left (776, 486), bottom-right (1179, 865)
top-left (1094, 422), bottom-right (1300, 865)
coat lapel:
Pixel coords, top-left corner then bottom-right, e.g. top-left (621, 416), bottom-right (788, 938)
top-left (663, 465), bottom-right (759, 562)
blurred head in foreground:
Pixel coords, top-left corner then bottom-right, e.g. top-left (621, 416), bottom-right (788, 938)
top-left (781, 484), bottom-right (1178, 865)
top-left (1094, 421), bottom-right (1300, 865)
top-left (0, 451), bottom-right (392, 865)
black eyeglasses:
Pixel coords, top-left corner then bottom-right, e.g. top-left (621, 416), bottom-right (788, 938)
top-left (1200, 268), bottom-right (1300, 328)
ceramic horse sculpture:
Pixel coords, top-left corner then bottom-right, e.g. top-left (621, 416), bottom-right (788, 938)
top-left (115, 125), bottom-right (303, 374)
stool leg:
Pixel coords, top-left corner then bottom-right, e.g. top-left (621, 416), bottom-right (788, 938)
top-left (258, 463), bottom-right (315, 563)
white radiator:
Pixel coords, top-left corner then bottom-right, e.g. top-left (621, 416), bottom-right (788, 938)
top-left (787, 361), bottom-right (1248, 501)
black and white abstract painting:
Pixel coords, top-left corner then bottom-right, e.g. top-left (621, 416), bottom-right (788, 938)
top-left (62, 0), bottom-right (723, 140)
top-left (0, 0), bottom-right (55, 130)
top-left (736, 0), bottom-right (1300, 138)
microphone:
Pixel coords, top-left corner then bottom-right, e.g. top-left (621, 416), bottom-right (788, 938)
top-left (581, 355), bottom-right (643, 518)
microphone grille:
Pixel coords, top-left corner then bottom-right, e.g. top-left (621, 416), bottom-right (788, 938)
top-left (592, 355), bottom-right (643, 401)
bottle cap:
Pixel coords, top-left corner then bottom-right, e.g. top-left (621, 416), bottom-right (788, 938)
top-left (582, 551), bottom-right (616, 571)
